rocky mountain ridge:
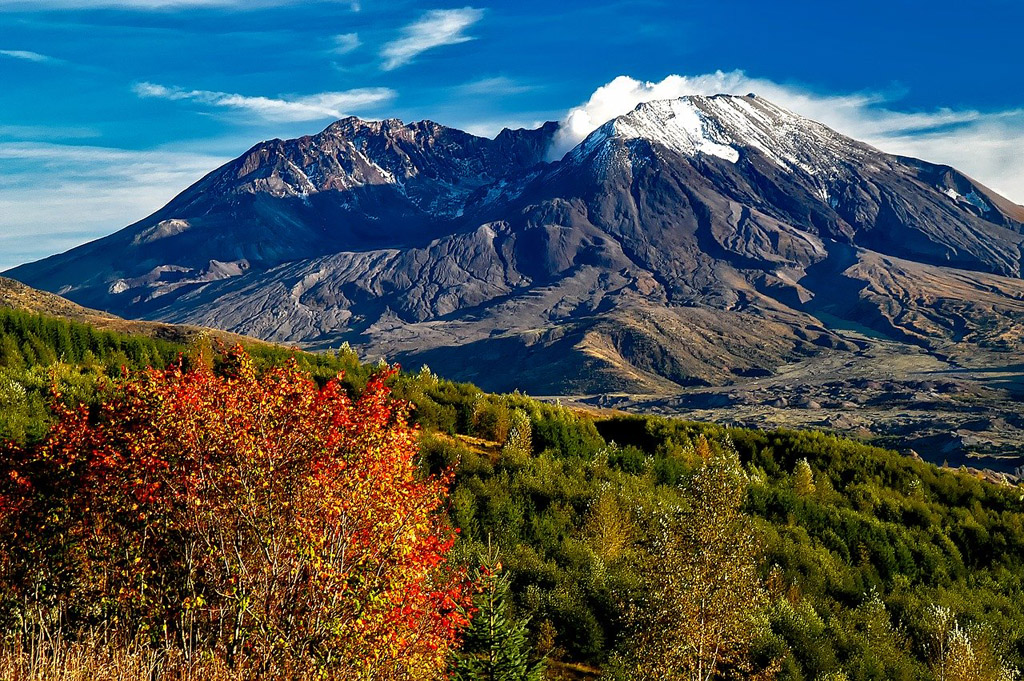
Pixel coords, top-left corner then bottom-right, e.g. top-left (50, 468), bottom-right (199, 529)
top-left (7, 94), bottom-right (1024, 466)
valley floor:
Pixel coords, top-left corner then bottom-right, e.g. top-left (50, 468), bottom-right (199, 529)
top-left (559, 328), bottom-right (1024, 477)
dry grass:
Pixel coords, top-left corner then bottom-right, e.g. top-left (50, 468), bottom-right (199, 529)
top-left (0, 630), bottom-right (267, 681)
top-left (0, 628), bottom-right (603, 680)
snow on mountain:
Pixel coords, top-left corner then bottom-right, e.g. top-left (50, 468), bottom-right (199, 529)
top-left (570, 94), bottom-right (872, 180)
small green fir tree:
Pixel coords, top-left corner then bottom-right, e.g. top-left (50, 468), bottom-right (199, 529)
top-left (453, 553), bottom-right (546, 681)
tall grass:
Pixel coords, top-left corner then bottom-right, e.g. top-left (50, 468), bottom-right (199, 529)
top-left (0, 627), bottom-right (263, 681)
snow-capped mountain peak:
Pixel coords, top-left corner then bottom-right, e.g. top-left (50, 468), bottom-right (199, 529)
top-left (570, 94), bottom-right (870, 177)
top-left (605, 97), bottom-right (741, 163)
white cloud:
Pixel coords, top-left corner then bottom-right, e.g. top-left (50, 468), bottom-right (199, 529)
top-left (133, 82), bottom-right (396, 122)
top-left (876, 117), bottom-right (1024, 200)
top-left (550, 72), bottom-right (1024, 204)
top-left (0, 124), bottom-right (100, 139)
top-left (0, 49), bottom-right (58, 63)
top-left (331, 32), bottom-right (360, 55)
top-left (457, 76), bottom-right (535, 97)
top-left (380, 7), bottom-right (483, 71)
top-left (0, 142), bottom-right (228, 271)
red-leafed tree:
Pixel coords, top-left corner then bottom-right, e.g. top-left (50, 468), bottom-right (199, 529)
top-left (0, 347), bottom-right (473, 679)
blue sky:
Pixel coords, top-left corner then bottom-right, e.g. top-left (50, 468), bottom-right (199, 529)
top-left (2, 0), bottom-right (1023, 270)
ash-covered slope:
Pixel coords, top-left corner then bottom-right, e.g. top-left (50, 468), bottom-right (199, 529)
top-left (7, 95), bottom-right (1024, 395)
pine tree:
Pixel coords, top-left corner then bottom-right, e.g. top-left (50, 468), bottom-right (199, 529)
top-left (19, 340), bottom-right (37, 366)
top-left (0, 335), bottom-right (25, 370)
top-left (453, 552), bottom-right (546, 681)
top-left (418, 363), bottom-right (438, 384)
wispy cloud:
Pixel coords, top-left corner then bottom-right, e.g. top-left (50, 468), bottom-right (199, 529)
top-left (551, 71), bottom-right (1024, 204)
top-left (331, 32), bottom-right (360, 55)
top-left (0, 49), bottom-right (59, 63)
top-left (0, 124), bottom-right (100, 140)
top-left (457, 76), bottom-right (535, 97)
top-left (0, 141), bottom-right (228, 271)
top-left (380, 7), bottom-right (483, 71)
top-left (133, 82), bottom-right (396, 122)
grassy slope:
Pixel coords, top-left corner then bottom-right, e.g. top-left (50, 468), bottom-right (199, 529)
top-left (0, 276), bottom-right (267, 348)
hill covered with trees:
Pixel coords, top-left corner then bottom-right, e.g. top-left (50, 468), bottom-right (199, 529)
top-left (0, 307), bottom-right (1022, 680)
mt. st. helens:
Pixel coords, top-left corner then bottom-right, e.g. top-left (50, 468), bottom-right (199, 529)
top-left (8, 95), bottom-right (1024, 462)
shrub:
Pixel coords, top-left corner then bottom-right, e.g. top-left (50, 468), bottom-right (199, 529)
top-left (0, 348), bottom-right (474, 678)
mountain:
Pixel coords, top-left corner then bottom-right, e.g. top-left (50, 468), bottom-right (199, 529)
top-left (7, 94), bottom-right (1024, 463)
top-left (9, 116), bottom-right (557, 316)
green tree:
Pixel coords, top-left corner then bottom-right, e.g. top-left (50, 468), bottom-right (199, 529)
top-left (0, 335), bottom-right (24, 370)
top-left (844, 590), bottom-right (915, 680)
top-left (473, 397), bottom-right (512, 443)
top-left (613, 438), bottom-right (776, 680)
top-left (794, 458), bottom-right (816, 496)
top-left (501, 409), bottom-right (533, 466)
top-left (453, 549), bottom-right (546, 681)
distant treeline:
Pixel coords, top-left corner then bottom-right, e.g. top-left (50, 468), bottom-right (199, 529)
top-left (0, 307), bottom-right (183, 370)
top-left (0, 307), bottom-right (373, 442)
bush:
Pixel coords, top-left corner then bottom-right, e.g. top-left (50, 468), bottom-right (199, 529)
top-left (0, 348), bottom-right (473, 678)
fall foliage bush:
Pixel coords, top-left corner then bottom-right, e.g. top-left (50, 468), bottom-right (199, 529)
top-left (0, 347), bottom-right (473, 678)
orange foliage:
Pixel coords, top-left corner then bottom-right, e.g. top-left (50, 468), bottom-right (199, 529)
top-left (0, 347), bottom-right (472, 679)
